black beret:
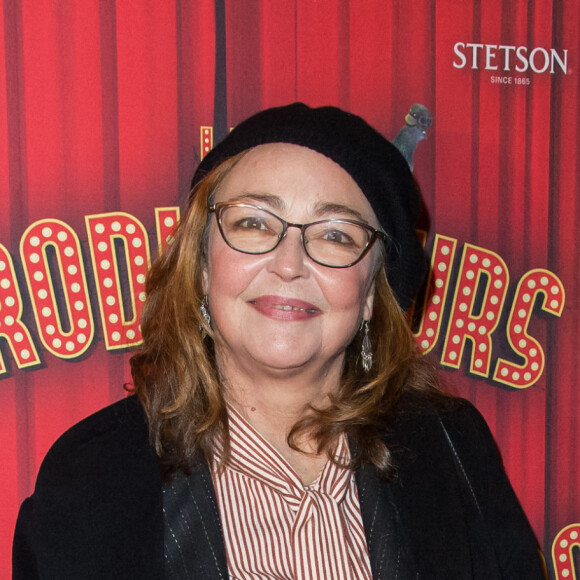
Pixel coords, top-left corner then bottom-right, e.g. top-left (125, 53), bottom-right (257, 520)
top-left (191, 103), bottom-right (427, 310)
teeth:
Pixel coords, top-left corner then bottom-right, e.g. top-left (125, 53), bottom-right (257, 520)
top-left (249, 301), bottom-right (318, 313)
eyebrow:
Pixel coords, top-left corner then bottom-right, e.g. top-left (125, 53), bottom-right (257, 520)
top-left (312, 201), bottom-right (368, 223)
top-left (227, 193), bottom-right (285, 210)
top-left (225, 193), bottom-right (369, 223)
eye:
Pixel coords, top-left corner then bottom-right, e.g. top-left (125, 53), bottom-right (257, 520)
top-left (227, 211), bottom-right (281, 237)
top-left (235, 216), bottom-right (269, 230)
top-left (321, 229), bottom-right (355, 246)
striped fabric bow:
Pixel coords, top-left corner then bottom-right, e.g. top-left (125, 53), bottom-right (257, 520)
top-left (212, 406), bottom-right (373, 580)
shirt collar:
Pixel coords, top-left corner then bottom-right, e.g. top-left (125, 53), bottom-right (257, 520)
top-left (214, 404), bottom-right (352, 506)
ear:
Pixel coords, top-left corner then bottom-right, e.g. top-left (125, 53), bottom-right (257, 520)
top-left (362, 280), bottom-right (375, 321)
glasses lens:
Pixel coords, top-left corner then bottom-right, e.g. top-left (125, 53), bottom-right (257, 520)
top-left (219, 205), bottom-right (284, 253)
top-left (305, 221), bottom-right (372, 267)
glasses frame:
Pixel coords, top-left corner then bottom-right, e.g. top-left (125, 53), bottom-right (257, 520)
top-left (208, 201), bottom-right (387, 268)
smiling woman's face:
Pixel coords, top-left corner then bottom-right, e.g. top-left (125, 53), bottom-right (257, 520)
top-left (203, 143), bottom-right (381, 379)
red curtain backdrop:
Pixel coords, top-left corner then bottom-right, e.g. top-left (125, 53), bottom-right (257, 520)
top-left (1, 1), bottom-right (578, 577)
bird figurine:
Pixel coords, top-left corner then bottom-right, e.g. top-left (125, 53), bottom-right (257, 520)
top-left (392, 103), bottom-right (432, 171)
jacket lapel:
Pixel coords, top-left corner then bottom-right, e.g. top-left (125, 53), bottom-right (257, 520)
top-left (356, 464), bottom-right (415, 579)
top-left (385, 408), bottom-right (486, 580)
top-left (163, 460), bottom-right (229, 579)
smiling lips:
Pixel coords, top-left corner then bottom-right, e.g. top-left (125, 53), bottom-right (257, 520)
top-left (248, 295), bottom-right (321, 321)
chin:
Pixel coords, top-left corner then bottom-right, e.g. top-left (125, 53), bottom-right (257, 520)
top-left (251, 349), bottom-right (316, 372)
top-left (246, 339), bottom-right (346, 376)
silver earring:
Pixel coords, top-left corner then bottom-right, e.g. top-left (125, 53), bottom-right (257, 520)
top-left (200, 295), bottom-right (211, 334)
top-left (361, 320), bottom-right (372, 372)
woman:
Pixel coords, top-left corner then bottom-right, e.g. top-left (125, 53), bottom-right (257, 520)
top-left (13, 104), bottom-right (545, 579)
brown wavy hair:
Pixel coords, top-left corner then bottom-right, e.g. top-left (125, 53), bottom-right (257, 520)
top-left (130, 152), bottom-right (440, 480)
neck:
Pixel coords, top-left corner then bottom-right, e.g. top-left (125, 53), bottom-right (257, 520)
top-left (216, 349), bottom-right (344, 481)
top-left (221, 362), bottom-right (342, 435)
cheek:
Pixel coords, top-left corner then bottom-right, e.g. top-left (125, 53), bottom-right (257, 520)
top-left (317, 272), bottom-right (372, 352)
top-left (204, 231), bottom-right (233, 295)
top-left (203, 233), bottom-right (260, 299)
top-left (205, 248), bottom-right (240, 297)
top-left (317, 266), bottom-right (374, 344)
top-left (321, 268), bottom-right (373, 314)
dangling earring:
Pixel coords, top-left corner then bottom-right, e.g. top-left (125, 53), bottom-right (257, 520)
top-left (200, 295), bottom-right (211, 335)
top-left (361, 320), bottom-right (372, 372)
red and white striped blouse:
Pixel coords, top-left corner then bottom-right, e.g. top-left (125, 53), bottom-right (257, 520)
top-left (212, 406), bottom-right (373, 580)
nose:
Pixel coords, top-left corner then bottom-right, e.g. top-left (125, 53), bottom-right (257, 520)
top-left (266, 225), bottom-right (309, 280)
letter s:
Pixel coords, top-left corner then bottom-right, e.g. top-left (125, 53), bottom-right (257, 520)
top-left (515, 46), bottom-right (529, 72)
top-left (453, 42), bottom-right (467, 69)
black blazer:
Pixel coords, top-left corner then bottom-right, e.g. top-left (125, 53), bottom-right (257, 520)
top-left (13, 394), bottom-right (546, 579)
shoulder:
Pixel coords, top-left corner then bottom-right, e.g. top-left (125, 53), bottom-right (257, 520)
top-left (388, 390), bottom-right (491, 444)
top-left (14, 396), bottom-right (164, 578)
top-left (34, 395), bottom-right (154, 491)
top-left (384, 390), bottom-right (503, 493)
top-left (47, 393), bottom-right (148, 446)
top-left (386, 391), bottom-right (545, 577)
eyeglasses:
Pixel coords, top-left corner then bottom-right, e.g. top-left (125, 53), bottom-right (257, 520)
top-left (208, 202), bottom-right (387, 268)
